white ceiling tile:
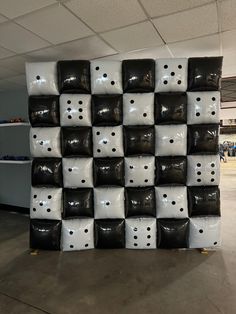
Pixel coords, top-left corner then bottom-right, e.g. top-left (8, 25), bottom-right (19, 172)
top-left (152, 3), bottom-right (218, 43)
top-left (96, 45), bottom-right (172, 60)
top-left (140, 0), bottom-right (214, 18)
top-left (220, 0), bottom-right (236, 32)
top-left (0, 46), bottom-right (15, 59)
top-left (0, 0), bottom-right (57, 18)
top-left (0, 56), bottom-right (34, 73)
top-left (0, 66), bottom-right (20, 79)
top-left (101, 21), bottom-right (164, 52)
top-left (16, 5), bottom-right (94, 45)
top-left (222, 29), bottom-right (236, 51)
top-left (221, 29), bottom-right (236, 77)
top-left (26, 46), bottom-right (64, 61)
top-left (168, 34), bottom-right (220, 57)
top-left (222, 50), bottom-right (236, 77)
top-left (0, 14), bottom-right (7, 23)
top-left (0, 22), bottom-right (50, 53)
top-left (65, 0), bottom-right (147, 32)
top-left (55, 36), bottom-right (117, 60)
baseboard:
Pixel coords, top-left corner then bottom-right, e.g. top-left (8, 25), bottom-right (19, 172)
top-left (0, 203), bottom-right (29, 214)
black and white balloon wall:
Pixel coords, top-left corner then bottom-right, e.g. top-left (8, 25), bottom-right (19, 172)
top-left (26, 56), bottom-right (222, 251)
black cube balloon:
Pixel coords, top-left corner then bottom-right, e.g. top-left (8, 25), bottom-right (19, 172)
top-left (32, 158), bottom-right (63, 187)
top-left (29, 96), bottom-right (60, 127)
top-left (93, 158), bottom-right (124, 186)
top-left (122, 59), bottom-right (155, 93)
top-left (155, 156), bottom-right (187, 185)
top-left (155, 92), bottom-right (187, 124)
top-left (188, 57), bottom-right (223, 91)
top-left (61, 127), bottom-right (92, 157)
top-left (57, 60), bottom-right (91, 94)
top-left (125, 187), bottom-right (156, 217)
top-left (30, 219), bottom-right (61, 250)
top-left (94, 219), bottom-right (125, 248)
top-left (188, 124), bottom-right (219, 155)
top-left (157, 219), bottom-right (189, 248)
top-left (188, 186), bottom-right (220, 217)
top-left (63, 188), bottom-right (94, 218)
top-left (124, 126), bottom-right (155, 156)
top-left (92, 94), bottom-right (123, 126)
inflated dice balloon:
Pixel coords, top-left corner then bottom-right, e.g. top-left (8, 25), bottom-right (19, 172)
top-left (62, 158), bottom-right (93, 188)
top-left (30, 187), bottom-right (62, 220)
top-left (188, 57), bottom-right (223, 91)
top-left (187, 155), bottom-right (220, 186)
top-left (32, 158), bottom-right (63, 187)
top-left (92, 95), bottom-right (123, 126)
top-left (94, 187), bottom-right (125, 219)
top-left (157, 219), bottom-right (189, 248)
top-left (61, 127), bottom-right (92, 157)
top-left (124, 126), bottom-right (155, 155)
top-left (26, 62), bottom-right (59, 95)
top-left (122, 59), bottom-right (155, 93)
top-left (94, 219), bottom-right (125, 248)
top-left (93, 126), bottom-right (123, 157)
top-left (125, 187), bottom-right (156, 217)
top-left (155, 58), bottom-right (188, 92)
top-left (188, 186), bottom-right (220, 217)
top-left (93, 158), bottom-right (124, 186)
top-left (155, 125), bottom-right (187, 156)
top-left (61, 219), bottom-right (94, 251)
top-left (29, 96), bottom-right (60, 127)
top-left (126, 218), bottom-right (156, 249)
top-left (60, 94), bottom-right (91, 126)
top-left (155, 186), bottom-right (188, 218)
top-left (30, 127), bottom-right (61, 157)
top-left (155, 156), bottom-right (187, 185)
top-left (125, 156), bottom-right (155, 187)
top-left (91, 60), bottom-right (122, 94)
top-left (188, 124), bottom-right (219, 154)
top-left (57, 60), bottom-right (91, 94)
top-left (187, 92), bottom-right (220, 124)
top-left (155, 92), bottom-right (187, 124)
top-left (189, 217), bottom-right (221, 248)
top-left (63, 188), bottom-right (94, 218)
top-left (30, 219), bottom-right (61, 250)
top-left (123, 93), bottom-right (154, 125)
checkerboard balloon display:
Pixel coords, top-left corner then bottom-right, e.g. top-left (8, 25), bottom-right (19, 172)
top-left (27, 57), bottom-right (222, 250)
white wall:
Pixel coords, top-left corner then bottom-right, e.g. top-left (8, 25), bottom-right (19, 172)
top-left (0, 88), bottom-right (31, 208)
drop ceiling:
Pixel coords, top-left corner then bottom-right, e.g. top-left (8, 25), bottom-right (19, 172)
top-left (0, 0), bottom-right (235, 91)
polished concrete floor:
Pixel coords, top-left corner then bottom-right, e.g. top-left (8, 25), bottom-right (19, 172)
top-left (0, 161), bottom-right (236, 314)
